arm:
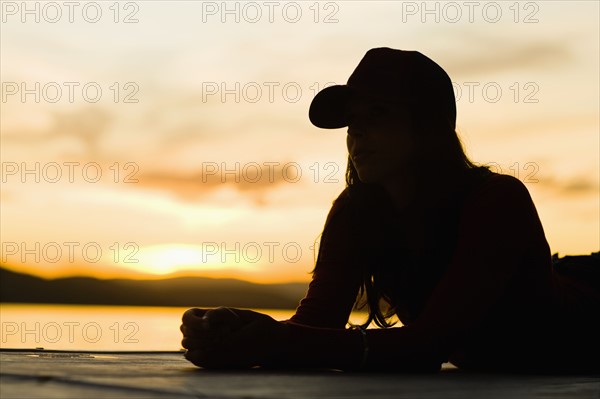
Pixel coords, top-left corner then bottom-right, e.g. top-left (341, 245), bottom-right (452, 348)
top-left (278, 175), bottom-right (535, 371)
top-left (285, 190), bottom-right (363, 329)
top-left (182, 191), bottom-right (364, 370)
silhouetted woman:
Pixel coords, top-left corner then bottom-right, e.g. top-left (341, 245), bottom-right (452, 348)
top-left (181, 48), bottom-right (600, 373)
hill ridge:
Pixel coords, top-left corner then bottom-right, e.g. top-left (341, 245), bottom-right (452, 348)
top-left (0, 267), bottom-right (308, 309)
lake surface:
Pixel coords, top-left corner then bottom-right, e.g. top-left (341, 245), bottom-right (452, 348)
top-left (0, 304), bottom-right (374, 351)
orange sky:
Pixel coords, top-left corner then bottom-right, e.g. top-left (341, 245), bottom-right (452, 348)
top-left (1, 1), bottom-right (598, 283)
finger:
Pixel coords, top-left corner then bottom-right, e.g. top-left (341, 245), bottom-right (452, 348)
top-left (181, 336), bottom-right (197, 350)
top-left (184, 326), bottom-right (264, 369)
top-left (185, 348), bottom-right (227, 369)
top-left (201, 331), bottom-right (258, 369)
top-left (227, 308), bottom-right (268, 324)
top-left (182, 308), bottom-right (209, 323)
top-left (181, 336), bottom-right (217, 350)
top-left (182, 308), bottom-right (210, 330)
top-left (181, 324), bottom-right (204, 337)
top-left (182, 327), bottom-right (227, 348)
top-left (204, 307), bottom-right (245, 329)
top-left (184, 349), bottom-right (204, 367)
top-left (181, 323), bottom-right (227, 342)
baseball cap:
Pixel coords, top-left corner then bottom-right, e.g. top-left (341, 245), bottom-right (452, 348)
top-left (308, 47), bottom-right (456, 130)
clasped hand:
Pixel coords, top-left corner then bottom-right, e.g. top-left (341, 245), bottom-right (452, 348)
top-left (180, 307), bottom-right (289, 369)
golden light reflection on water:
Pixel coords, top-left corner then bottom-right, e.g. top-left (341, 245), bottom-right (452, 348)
top-left (0, 304), bottom-right (379, 351)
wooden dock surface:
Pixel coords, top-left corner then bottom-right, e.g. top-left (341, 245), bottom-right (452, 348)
top-left (1, 349), bottom-right (599, 398)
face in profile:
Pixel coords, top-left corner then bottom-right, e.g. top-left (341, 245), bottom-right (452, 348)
top-left (346, 99), bottom-right (416, 185)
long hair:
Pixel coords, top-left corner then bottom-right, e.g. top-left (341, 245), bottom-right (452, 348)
top-left (342, 110), bottom-right (493, 329)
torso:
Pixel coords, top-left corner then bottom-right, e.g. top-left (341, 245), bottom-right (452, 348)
top-left (376, 169), bottom-right (495, 324)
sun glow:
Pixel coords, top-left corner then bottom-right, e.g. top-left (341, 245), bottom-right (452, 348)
top-left (124, 244), bottom-right (260, 276)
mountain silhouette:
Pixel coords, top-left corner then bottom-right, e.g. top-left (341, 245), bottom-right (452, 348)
top-left (0, 267), bottom-right (308, 309)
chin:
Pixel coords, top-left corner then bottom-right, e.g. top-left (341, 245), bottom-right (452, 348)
top-left (356, 169), bottom-right (382, 184)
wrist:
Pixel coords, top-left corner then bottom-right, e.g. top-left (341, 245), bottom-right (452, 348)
top-left (260, 320), bottom-right (293, 368)
top-left (273, 320), bottom-right (365, 371)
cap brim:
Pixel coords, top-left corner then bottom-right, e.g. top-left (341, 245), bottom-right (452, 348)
top-left (308, 85), bottom-right (354, 129)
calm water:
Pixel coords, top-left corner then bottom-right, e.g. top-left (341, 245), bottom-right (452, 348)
top-left (0, 304), bottom-right (373, 351)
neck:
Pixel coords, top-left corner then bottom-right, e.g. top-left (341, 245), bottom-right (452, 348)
top-left (381, 168), bottom-right (417, 213)
top-left (382, 166), bottom-right (464, 214)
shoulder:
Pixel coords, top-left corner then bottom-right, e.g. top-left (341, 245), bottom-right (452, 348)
top-left (323, 187), bottom-right (354, 229)
top-left (465, 171), bottom-right (534, 209)
top-left (476, 170), bottom-right (526, 190)
top-left (459, 171), bottom-right (541, 236)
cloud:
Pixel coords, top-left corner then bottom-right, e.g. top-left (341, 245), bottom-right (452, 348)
top-left (534, 173), bottom-right (599, 196)
top-left (1, 106), bottom-right (112, 157)
top-left (135, 162), bottom-right (299, 203)
top-left (439, 32), bottom-right (574, 77)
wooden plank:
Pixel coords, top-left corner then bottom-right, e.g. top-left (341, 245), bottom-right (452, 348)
top-left (1, 350), bottom-right (599, 399)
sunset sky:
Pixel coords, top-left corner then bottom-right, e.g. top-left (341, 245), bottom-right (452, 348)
top-left (1, 1), bottom-right (598, 284)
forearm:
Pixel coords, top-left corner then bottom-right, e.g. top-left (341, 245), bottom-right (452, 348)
top-left (274, 320), bottom-right (445, 372)
top-left (277, 320), bottom-right (363, 371)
